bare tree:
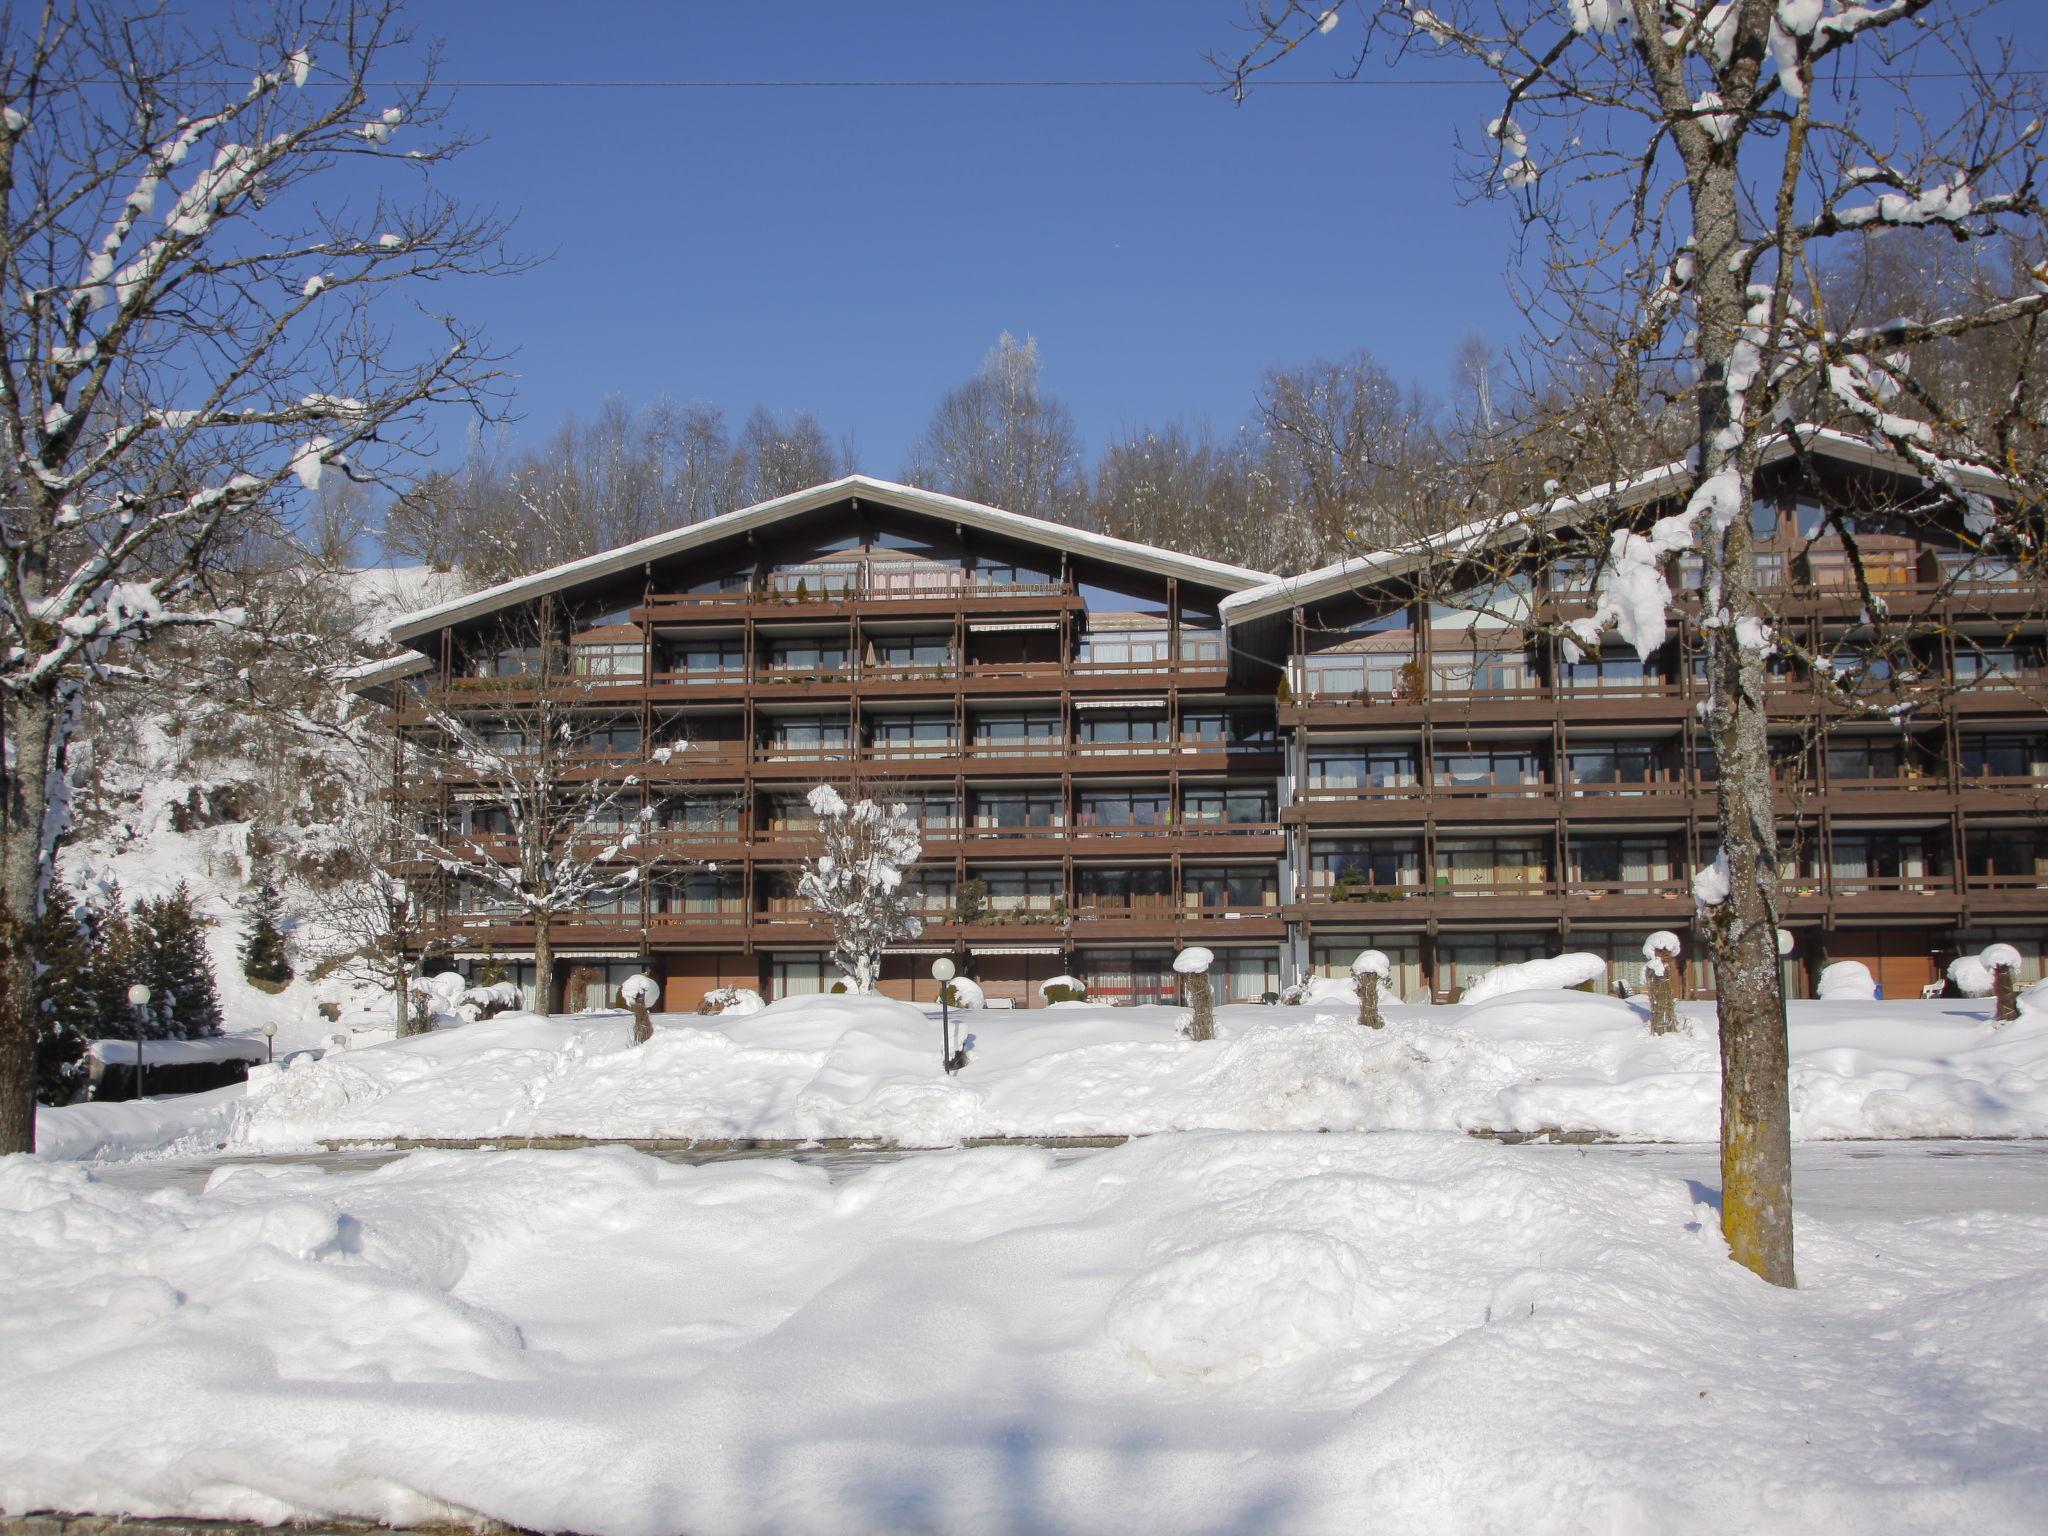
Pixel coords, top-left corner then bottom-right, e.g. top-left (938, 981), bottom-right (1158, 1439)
top-left (797, 786), bottom-right (922, 993)
top-left (0, 0), bottom-right (514, 1152)
top-left (1219, 1), bottom-right (2048, 1287)
top-left (902, 332), bottom-right (1087, 521)
top-left (740, 405), bottom-right (853, 503)
top-left (1255, 350), bottom-right (1449, 547)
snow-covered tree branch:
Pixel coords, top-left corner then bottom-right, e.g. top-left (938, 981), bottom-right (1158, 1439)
top-left (796, 786), bottom-right (923, 994)
top-left (0, 0), bottom-right (518, 1152)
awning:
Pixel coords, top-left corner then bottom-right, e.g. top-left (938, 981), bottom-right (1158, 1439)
top-left (553, 950), bottom-right (645, 961)
top-left (885, 945), bottom-right (953, 955)
top-left (970, 945), bottom-right (1065, 956)
top-left (1073, 697), bottom-right (1166, 709)
top-left (968, 620), bottom-right (1060, 633)
top-left (453, 950), bottom-right (534, 962)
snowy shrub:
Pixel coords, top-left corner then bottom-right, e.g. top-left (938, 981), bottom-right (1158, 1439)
top-left (1643, 932), bottom-right (1683, 1035)
top-left (1817, 961), bottom-right (1878, 1002)
top-left (1350, 950), bottom-right (1391, 1030)
top-left (1947, 954), bottom-right (1995, 998)
top-left (703, 986), bottom-right (764, 1017)
top-left (1460, 953), bottom-right (1605, 1006)
top-left (797, 787), bottom-right (922, 992)
top-left (620, 974), bottom-right (660, 1009)
top-left (942, 976), bottom-right (985, 1010)
top-left (1040, 974), bottom-right (1087, 1005)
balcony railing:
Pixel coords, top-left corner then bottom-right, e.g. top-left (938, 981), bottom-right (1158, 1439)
top-left (647, 571), bottom-right (1072, 607)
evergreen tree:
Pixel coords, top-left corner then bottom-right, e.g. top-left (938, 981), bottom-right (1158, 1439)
top-left (134, 884), bottom-right (224, 1039)
top-left (78, 882), bottom-right (137, 1035)
top-left (29, 886), bottom-right (93, 1104)
top-left (238, 874), bottom-right (295, 988)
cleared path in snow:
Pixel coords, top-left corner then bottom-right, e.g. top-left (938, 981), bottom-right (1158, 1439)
top-left (87, 1136), bottom-right (2048, 1219)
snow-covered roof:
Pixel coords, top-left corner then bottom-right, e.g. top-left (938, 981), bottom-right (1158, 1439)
top-left (384, 475), bottom-right (1278, 646)
top-left (1218, 427), bottom-right (2014, 625)
top-left (342, 651), bottom-right (432, 693)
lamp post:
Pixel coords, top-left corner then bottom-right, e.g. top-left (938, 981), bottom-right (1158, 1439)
top-left (931, 957), bottom-right (956, 1074)
top-left (261, 1019), bottom-right (278, 1064)
top-left (125, 983), bottom-right (151, 1099)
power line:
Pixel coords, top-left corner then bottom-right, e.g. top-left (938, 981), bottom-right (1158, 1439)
top-left (163, 70), bottom-right (2045, 91)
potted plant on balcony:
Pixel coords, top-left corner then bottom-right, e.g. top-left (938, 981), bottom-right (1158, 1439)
top-left (1399, 658), bottom-right (1427, 700)
top-left (952, 878), bottom-right (989, 926)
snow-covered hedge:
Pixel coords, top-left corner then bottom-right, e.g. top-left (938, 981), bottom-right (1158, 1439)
top-left (943, 976), bottom-right (986, 1010)
top-left (1460, 954), bottom-right (1605, 1006)
top-left (1817, 961), bottom-right (1878, 1002)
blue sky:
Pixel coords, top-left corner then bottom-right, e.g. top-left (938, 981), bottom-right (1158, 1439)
top-left (401, 0), bottom-right (2048, 475)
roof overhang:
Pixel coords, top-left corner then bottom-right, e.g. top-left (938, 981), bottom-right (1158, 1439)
top-left (385, 475), bottom-right (1276, 648)
top-left (343, 651), bottom-right (432, 694)
top-left (1218, 426), bottom-right (2016, 626)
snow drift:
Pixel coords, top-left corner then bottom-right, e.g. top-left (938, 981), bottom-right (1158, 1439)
top-left (40, 990), bottom-right (2048, 1156)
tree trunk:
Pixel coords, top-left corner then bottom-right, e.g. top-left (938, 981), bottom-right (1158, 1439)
top-left (0, 686), bottom-right (60, 1154)
top-left (1691, 121), bottom-right (1796, 1289)
top-left (1647, 959), bottom-right (1681, 1035)
top-left (630, 995), bottom-right (654, 1045)
top-left (1184, 972), bottom-right (1215, 1041)
top-left (1355, 972), bottom-right (1383, 1030)
top-left (532, 920), bottom-right (555, 1016)
top-left (1994, 963), bottom-right (2020, 1025)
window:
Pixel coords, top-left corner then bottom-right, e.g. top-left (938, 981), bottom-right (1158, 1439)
top-left (1079, 630), bottom-right (1171, 667)
top-left (1076, 866), bottom-right (1172, 909)
top-left (685, 570), bottom-right (752, 594)
top-left (1831, 833), bottom-right (1944, 891)
top-left (1303, 651), bottom-right (1414, 698)
top-left (766, 793), bottom-right (824, 831)
top-left (1432, 745), bottom-right (1543, 788)
top-left (666, 638), bottom-right (743, 676)
top-left (659, 794), bottom-right (739, 833)
top-left (1183, 867), bottom-right (1278, 910)
top-left (771, 954), bottom-right (831, 999)
top-left (765, 638), bottom-right (852, 673)
top-left (1431, 649), bottom-right (1534, 693)
top-left (1213, 948), bottom-right (1281, 1003)
top-left (973, 791), bottom-right (1064, 830)
top-left (1964, 833), bottom-right (2048, 883)
top-left (572, 642), bottom-right (646, 680)
top-left (1826, 738), bottom-right (1917, 783)
top-left (769, 562), bottom-right (858, 597)
top-left (1567, 742), bottom-right (1663, 789)
top-left (1308, 748), bottom-right (1418, 791)
top-left (1571, 837), bottom-right (1677, 893)
top-left (1078, 789), bottom-right (1171, 828)
top-left (904, 869), bottom-right (957, 914)
top-left (1960, 735), bottom-right (2048, 779)
top-left (1309, 839), bottom-right (1420, 893)
top-left (1955, 646), bottom-right (2032, 682)
top-left (653, 871), bottom-right (743, 915)
top-left (871, 634), bottom-right (954, 668)
top-left (1077, 948), bottom-right (1177, 1005)
top-left (974, 558), bottom-right (1055, 587)
top-left (1751, 501), bottom-right (1780, 539)
top-left (1178, 628), bottom-right (1225, 664)
top-left (766, 716), bottom-right (851, 758)
top-left (584, 720), bottom-right (642, 754)
top-left (869, 562), bottom-right (966, 595)
top-left (1794, 498), bottom-right (1827, 539)
top-left (980, 869), bottom-right (1062, 914)
top-left (897, 790), bottom-right (961, 831)
top-left (1078, 709), bottom-right (1170, 747)
top-left (485, 647), bottom-right (544, 678)
top-left (1548, 558), bottom-right (1599, 594)
top-left (1561, 647), bottom-right (1658, 690)
top-left (972, 711), bottom-right (1062, 747)
top-left (1182, 786), bottom-right (1275, 825)
top-left (1435, 837), bottom-right (1547, 892)
top-left (870, 715), bottom-right (956, 755)
top-left (1936, 549), bottom-right (2023, 585)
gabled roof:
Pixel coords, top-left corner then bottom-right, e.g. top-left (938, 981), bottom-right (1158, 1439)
top-left (384, 474), bottom-right (1277, 646)
top-left (1218, 426), bottom-right (2015, 625)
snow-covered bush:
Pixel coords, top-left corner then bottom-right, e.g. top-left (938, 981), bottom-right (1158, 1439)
top-left (1817, 961), bottom-right (1878, 1002)
top-left (1460, 953), bottom-right (1605, 1006)
top-left (621, 973), bottom-right (660, 1045)
top-left (1351, 950), bottom-right (1390, 1030)
top-left (409, 969), bottom-right (467, 1027)
top-left (942, 976), bottom-right (986, 1010)
top-left (1947, 954), bottom-right (1995, 998)
top-left (797, 786), bottom-right (922, 992)
top-left (1176, 948), bottom-right (1216, 1040)
top-left (1040, 975), bottom-right (1087, 1005)
top-left (702, 986), bottom-right (764, 1017)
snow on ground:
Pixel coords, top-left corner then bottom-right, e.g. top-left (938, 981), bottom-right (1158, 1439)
top-left (3, 1131), bottom-right (2045, 1533)
top-left (37, 989), bottom-right (2048, 1158)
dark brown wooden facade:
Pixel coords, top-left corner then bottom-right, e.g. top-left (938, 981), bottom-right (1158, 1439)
top-left (362, 461), bottom-right (2048, 1011)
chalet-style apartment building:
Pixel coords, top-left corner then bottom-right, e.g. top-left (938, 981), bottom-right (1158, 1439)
top-left (354, 432), bottom-right (2048, 1011)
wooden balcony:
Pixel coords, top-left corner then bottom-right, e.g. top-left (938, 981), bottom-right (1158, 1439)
top-left (1283, 680), bottom-right (1693, 728)
top-left (638, 576), bottom-right (1081, 623)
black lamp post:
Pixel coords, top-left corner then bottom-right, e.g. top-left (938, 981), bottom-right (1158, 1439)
top-left (932, 957), bottom-right (956, 1074)
top-left (126, 983), bottom-right (151, 1099)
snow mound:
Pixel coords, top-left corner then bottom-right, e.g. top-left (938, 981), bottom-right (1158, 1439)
top-left (1819, 961), bottom-right (1878, 1001)
top-left (1108, 1228), bottom-right (1361, 1382)
top-left (1460, 953), bottom-right (1606, 1004)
